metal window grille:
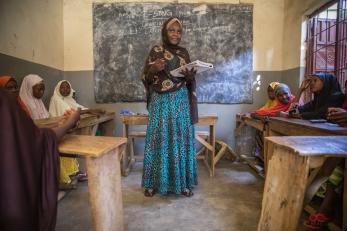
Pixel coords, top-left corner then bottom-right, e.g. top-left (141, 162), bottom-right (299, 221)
top-left (305, 0), bottom-right (347, 91)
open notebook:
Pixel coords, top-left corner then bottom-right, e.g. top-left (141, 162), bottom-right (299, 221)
top-left (170, 60), bottom-right (213, 77)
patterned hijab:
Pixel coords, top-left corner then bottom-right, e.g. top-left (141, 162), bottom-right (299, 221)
top-left (142, 17), bottom-right (191, 95)
top-left (19, 74), bottom-right (49, 119)
top-left (254, 83), bottom-right (296, 116)
top-left (49, 80), bottom-right (86, 117)
top-left (269, 82), bottom-right (280, 90)
top-left (141, 17), bottom-right (198, 124)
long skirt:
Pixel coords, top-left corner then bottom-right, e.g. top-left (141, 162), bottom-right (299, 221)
top-left (142, 87), bottom-right (198, 194)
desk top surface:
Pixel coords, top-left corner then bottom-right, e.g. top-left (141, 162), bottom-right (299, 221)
top-left (269, 117), bottom-right (347, 134)
top-left (120, 114), bottom-right (218, 125)
top-left (266, 136), bottom-right (347, 157)
top-left (35, 112), bottom-right (115, 129)
top-left (58, 135), bottom-right (127, 157)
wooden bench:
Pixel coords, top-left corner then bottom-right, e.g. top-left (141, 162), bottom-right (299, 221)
top-left (120, 114), bottom-right (220, 177)
top-left (58, 135), bottom-right (127, 231)
top-left (258, 136), bottom-right (347, 231)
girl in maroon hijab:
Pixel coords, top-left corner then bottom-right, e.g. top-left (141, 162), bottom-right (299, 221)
top-left (0, 88), bottom-right (80, 231)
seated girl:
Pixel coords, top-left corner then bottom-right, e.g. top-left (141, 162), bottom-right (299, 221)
top-left (19, 74), bottom-right (49, 120)
top-left (0, 76), bottom-right (30, 116)
top-left (258, 82), bottom-right (280, 110)
top-left (327, 80), bottom-right (347, 126)
top-left (304, 80), bottom-right (346, 229)
top-left (251, 83), bottom-right (296, 118)
top-left (49, 80), bottom-right (87, 185)
top-left (49, 80), bottom-right (86, 117)
top-left (291, 73), bottom-right (345, 119)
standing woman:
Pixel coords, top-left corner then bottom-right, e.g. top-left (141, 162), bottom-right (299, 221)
top-left (141, 17), bottom-right (198, 197)
top-left (19, 74), bottom-right (49, 120)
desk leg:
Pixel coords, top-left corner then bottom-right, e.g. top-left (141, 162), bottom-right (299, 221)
top-left (86, 145), bottom-right (125, 231)
top-left (210, 125), bottom-right (216, 177)
top-left (343, 158), bottom-right (347, 229)
top-left (258, 145), bottom-right (310, 231)
top-left (264, 139), bottom-right (274, 177)
top-left (121, 124), bottom-right (129, 176)
top-left (99, 119), bottom-right (116, 136)
top-left (263, 125), bottom-right (269, 174)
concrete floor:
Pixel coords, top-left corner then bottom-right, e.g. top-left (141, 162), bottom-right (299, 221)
top-left (56, 160), bottom-right (264, 231)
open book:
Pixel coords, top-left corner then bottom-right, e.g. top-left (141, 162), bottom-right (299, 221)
top-left (170, 60), bottom-right (214, 77)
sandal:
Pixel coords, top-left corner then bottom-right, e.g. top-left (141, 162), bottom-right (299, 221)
top-left (76, 173), bottom-right (88, 182)
top-left (181, 189), bottom-right (194, 197)
top-left (144, 189), bottom-right (155, 197)
top-left (304, 212), bottom-right (332, 230)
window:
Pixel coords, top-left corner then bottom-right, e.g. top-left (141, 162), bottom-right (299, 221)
top-left (305, 0), bottom-right (347, 90)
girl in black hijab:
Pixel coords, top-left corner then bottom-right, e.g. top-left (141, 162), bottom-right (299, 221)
top-left (295, 73), bottom-right (345, 119)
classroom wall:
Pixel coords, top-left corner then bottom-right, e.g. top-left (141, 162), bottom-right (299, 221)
top-left (1, 0), bottom-right (324, 151)
top-left (0, 0), bottom-right (64, 104)
top-left (62, 0), bottom-right (285, 150)
top-left (281, 0), bottom-right (330, 92)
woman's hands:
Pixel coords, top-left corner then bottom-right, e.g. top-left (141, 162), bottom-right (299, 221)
top-left (149, 58), bottom-right (167, 73)
top-left (180, 68), bottom-right (197, 81)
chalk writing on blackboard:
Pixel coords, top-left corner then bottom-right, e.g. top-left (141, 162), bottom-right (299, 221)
top-left (93, 3), bottom-right (253, 104)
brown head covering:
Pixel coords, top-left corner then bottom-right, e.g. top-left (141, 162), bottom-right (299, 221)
top-left (0, 88), bottom-right (59, 231)
top-left (142, 17), bottom-right (198, 124)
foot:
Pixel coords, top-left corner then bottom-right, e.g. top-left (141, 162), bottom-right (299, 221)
top-left (181, 189), bottom-right (194, 197)
top-left (144, 188), bottom-right (155, 197)
top-left (57, 191), bottom-right (66, 201)
top-left (76, 172), bottom-right (88, 182)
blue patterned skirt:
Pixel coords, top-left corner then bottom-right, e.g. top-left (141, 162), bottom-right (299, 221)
top-left (142, 87), bottom-right (198, 194)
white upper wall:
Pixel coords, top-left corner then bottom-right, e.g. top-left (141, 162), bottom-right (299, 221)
top-left (0, 0), bottom-right (64, 70)
top-left (63, 0), bottom-right (285, 71)
top-left (282, 0), bottom-right (330, 70)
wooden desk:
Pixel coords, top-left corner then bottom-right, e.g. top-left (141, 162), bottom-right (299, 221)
top-left (235, 113), bottom-right (268, 176)
top-left (236, 113), bottom-right (266, 132)
top-left (264, 117), bottom-right (347, 171)
top-left (119, 114), bottom-right (219, 176)
top-left (35, 112), bottom-right (116, 136)
top-left (258, 136), bottom-right (347, 231)
top-left (59, 135), bottom-right (127, 231)
top-left (268, 117), bottom-right (347, 136)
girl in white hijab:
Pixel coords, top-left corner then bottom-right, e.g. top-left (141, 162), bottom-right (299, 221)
top-left (49, 80), bottom-right (87, 184)
top-left (49, 80), bottom-right (86, 117)
top-left (19, 74), bottom-right (49, 119)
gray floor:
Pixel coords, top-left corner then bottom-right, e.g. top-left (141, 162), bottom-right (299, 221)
top-left (56, 160), bottom-right (264, 231)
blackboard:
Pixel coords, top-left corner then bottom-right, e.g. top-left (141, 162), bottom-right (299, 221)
top-left (93, 3), bottom-right (253, 104)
